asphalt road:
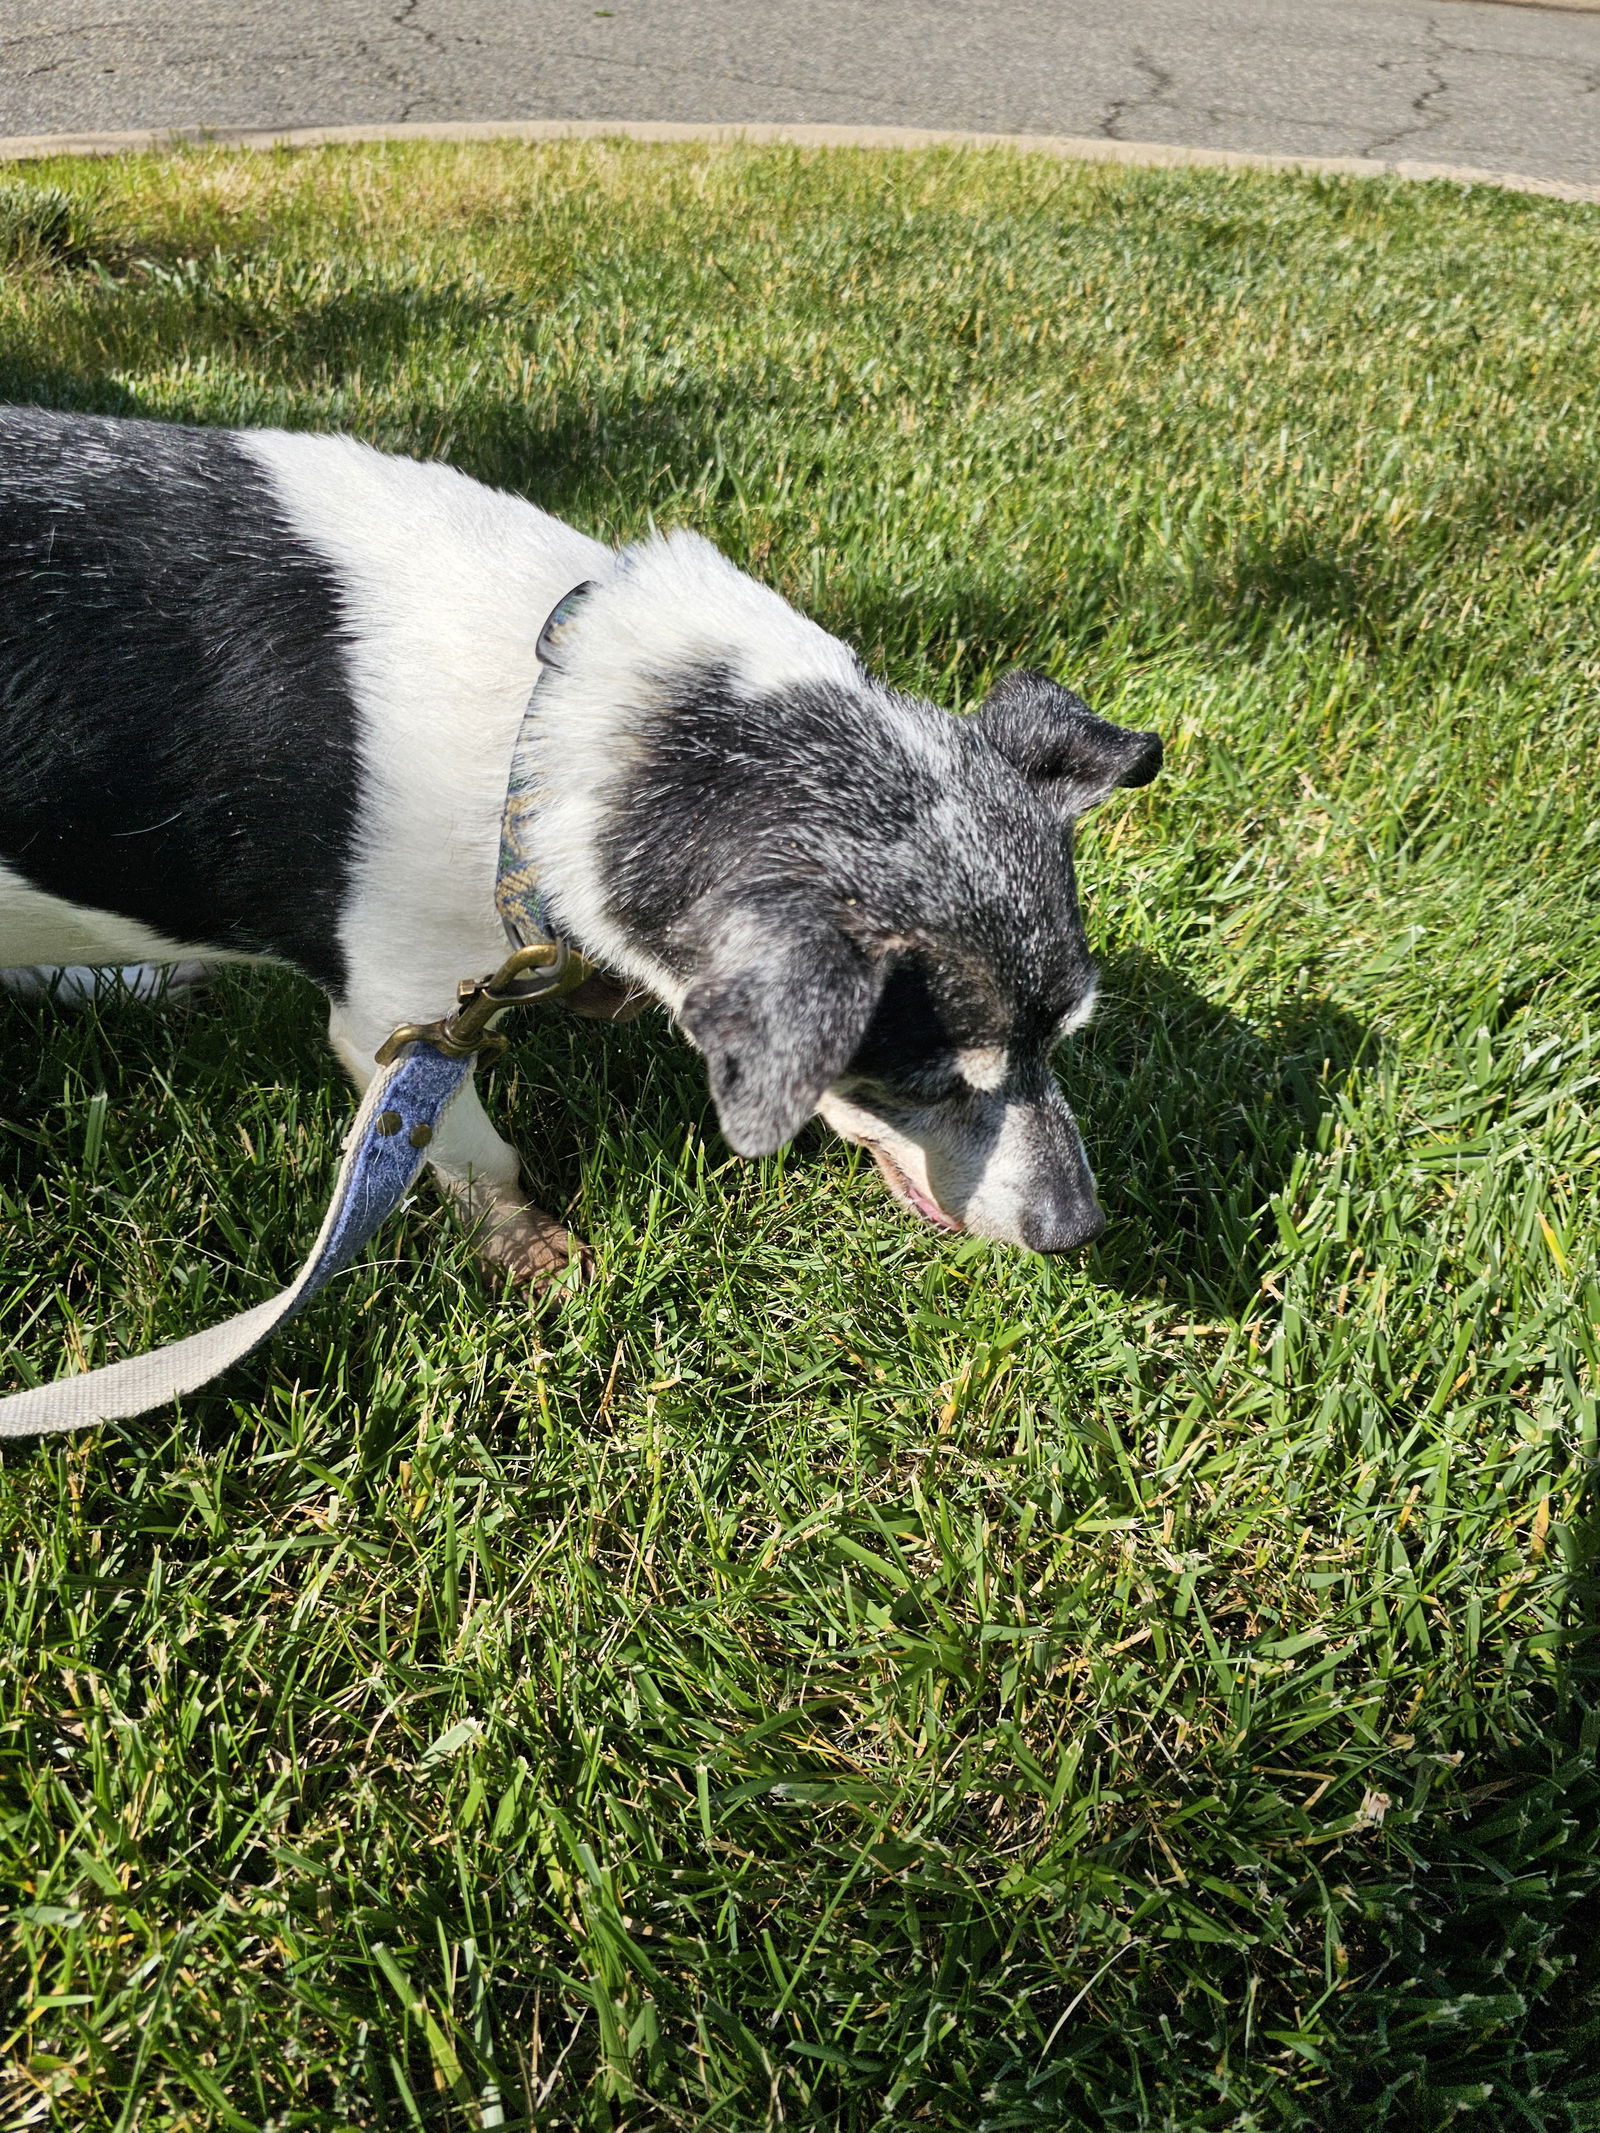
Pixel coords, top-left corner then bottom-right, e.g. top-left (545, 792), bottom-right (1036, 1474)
top-left (2, 0), bottom-right (1598, 189)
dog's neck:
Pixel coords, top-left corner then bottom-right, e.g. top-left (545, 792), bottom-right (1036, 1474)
top-left (520, 531), bottom-right (865, 1011)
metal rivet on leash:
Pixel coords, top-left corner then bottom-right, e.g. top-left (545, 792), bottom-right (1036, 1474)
top-left (408, 1122), bottom-right (433, 1148)
top-left (375, 1110), bottom-right (403, 1137)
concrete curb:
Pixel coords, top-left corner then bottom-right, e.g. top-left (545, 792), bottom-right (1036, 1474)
top-left (0, 118), bottom-right (1596, 207)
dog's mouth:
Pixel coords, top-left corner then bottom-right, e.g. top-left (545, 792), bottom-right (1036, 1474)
top-left (869, 1146), bottom-right (963, 1233)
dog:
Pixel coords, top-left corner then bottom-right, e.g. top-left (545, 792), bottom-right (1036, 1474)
top-left (0, 407), bottom-right (1161, 1281)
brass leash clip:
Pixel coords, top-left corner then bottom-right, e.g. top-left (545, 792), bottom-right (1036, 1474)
top-left (374, 939), bottom-right (596, 1067)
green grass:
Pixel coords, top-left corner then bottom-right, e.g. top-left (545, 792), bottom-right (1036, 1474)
top-left (1, 138), bottom-right (1598, 2132)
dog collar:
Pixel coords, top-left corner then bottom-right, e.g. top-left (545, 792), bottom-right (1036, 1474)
top-left (494, 580), bottom-right (594, 960)
top-left (374, 581), bottom-right (599, 1064)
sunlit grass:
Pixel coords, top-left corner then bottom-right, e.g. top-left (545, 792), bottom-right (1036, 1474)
top-left (1, 139), bottom-right (1598, 2130)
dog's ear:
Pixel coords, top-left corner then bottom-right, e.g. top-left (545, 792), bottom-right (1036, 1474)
top-left (678, 912), bottom-right (886, 1157)
top-left (971, 670), bottom-right (1162, 817)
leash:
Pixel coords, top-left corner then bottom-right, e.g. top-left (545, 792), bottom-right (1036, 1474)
top-left (0, 583), bottom-right (597, 1438)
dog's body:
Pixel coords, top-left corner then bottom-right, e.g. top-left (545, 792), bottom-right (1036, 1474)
top-left (0, 407), bottom-right (1160, 1272)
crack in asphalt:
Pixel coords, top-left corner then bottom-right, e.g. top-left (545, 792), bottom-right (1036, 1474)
top-left (1410, 18), bottom-right (1600, 82)
top-left (1361, 19), bottom-right (1454, 154)
top-left (338, 0), bottom-right (447, 123)
top-left (388, 0), bottom-right (444, 121)
top-left (0, 20), bottom-right (137, 47)
top-left (1355, 13), bottom-right (1600, 155)
top-left (1426, 26), bottom-right (1600, 63)
top-left (1099, 49), bottom-right (1175, 141)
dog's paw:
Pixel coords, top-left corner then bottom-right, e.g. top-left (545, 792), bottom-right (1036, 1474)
top-left (473, 1201), bottom-right (591, 1289)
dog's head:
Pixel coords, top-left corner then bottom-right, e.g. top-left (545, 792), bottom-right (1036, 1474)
top-left (534, 535), bottom-right (1162, 1251)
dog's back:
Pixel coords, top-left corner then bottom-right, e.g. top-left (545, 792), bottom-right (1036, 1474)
top-left (0, 408), bottom-right (365, 984)
top-left (0, 408), bottom-right (602, 995)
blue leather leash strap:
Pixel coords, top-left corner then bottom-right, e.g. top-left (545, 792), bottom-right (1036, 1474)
top-left (0, 582), bottom-right (597, 1439)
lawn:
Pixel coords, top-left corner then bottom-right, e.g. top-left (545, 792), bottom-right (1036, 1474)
top-left (0, 138), bottom-right (1597, 2132)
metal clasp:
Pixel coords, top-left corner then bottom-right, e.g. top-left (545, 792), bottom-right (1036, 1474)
top-left (373, 939), bottom-right (596, 1067)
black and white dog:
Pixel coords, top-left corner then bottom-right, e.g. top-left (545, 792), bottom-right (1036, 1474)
top-left (0, 407), bottom-right (1160, 1279)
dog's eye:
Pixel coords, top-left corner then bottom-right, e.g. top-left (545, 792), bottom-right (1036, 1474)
top-left (899, 1063), bottom-right (965, 1104)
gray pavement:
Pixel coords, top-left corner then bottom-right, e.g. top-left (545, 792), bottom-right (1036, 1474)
top-left (1, 0), bottom-right (1598, 191)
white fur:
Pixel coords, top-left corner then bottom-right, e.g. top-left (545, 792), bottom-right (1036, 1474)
top-left (610, 529), bottom-right (861, 700)
top-left (957, 1045), bottom-right (1008, 1092)
top-left (0, 958), bottom-right (214, 1006)
top-left (961, 1092), bottom-right (1094, 1241)
top-left (816, 1088), bottom-right (947, 1214)
top-left (818, 1080), bottom-right (1093, 1247)
top-left (234, 433), bottom-right (617, 1235)
top-left (1056, 975), bottom-right (1099, 1037)
top-left (0, 866), bottom-right (221, 969)
top-left (236, 430), bottom-right (611, 1036)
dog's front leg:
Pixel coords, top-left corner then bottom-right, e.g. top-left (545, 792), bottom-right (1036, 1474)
top-left (327, 1005), bottom-right (582, 1287)
top-left (422, 1076), bottom-right (583, 1285)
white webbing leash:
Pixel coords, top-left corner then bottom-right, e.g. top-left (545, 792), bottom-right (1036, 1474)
top-left (0, 1042), bottom-right (472, 1435)
top-left (0, 582), bottom-right (596, 1438)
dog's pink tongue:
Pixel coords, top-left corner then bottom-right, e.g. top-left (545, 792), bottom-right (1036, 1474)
top-left (905, 1178), bottom-right (962, 1233)
top-left (870, 1147), bottom-right (962, 1232)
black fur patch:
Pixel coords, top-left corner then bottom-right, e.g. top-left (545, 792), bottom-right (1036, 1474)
top-left (0, 407), bottom-right (360, 992)
top-left (848, 960), bottom-right (963, 1101)
top-left (971, 670), bottom-right (1163, 816)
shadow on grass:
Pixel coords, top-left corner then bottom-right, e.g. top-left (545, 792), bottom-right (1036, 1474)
top-left (509, 946), bottom-right (1374, 1322)
top-left (0, 967), bottom-right (341, 1317)
top-left (1067, 946), bottom-right (1371, 1312)
top-left (0, 276), bottom-right (756, 543)
top-left (1181, 523), bottom-right (1418, 654)
top-left (0, 265), bottom-right (525, 372)
top-left (1329, 1536), bottom-right (1600, 2127)
top-left (0, 358), bottom-right (146, 422)
top-left (1, 941), bottom-right (1369, 1334)
top-left (834, 525), bottom-right (1418, 695)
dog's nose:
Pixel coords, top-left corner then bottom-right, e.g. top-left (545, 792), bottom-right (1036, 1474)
top-left (1020, 1196), bottom-right (1106, 1253)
